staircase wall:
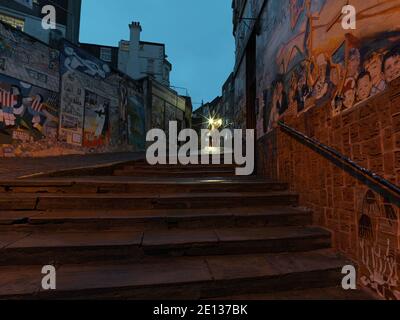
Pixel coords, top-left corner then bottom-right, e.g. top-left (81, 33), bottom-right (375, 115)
top-left (231, 0), bottom-right (400, 300)
top-left (258, 79), bottom-right (400, 300)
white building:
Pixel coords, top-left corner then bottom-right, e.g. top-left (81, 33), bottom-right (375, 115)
top-left (118, 22), bottom-right (172, 87)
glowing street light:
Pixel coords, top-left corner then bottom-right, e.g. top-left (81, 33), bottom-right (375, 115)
top-left (208, 117), bottom-right (223, 130)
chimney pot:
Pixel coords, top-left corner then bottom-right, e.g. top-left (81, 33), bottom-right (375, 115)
top-left (129, 21), bottom-right (142, 32)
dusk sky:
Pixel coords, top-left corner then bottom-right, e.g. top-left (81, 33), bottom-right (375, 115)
top-left (79, 0), bottom-right (235, 109)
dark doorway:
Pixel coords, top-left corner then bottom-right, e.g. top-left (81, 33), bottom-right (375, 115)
top-left (246, 31), bottom-right (257, 130)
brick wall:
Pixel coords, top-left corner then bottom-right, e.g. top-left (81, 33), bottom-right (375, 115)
top-left (258, 78), bottom-right (400, 300)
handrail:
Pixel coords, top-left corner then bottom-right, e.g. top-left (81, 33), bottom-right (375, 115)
top-left (278, 121), bottom-right (400, 200)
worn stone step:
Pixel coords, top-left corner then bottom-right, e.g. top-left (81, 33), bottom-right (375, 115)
top-left (0, 192), bottom-right (299, 210)
top-left (17, 206), bottom-right (311, 230)
top-left (0, 178), bottom-right (288, 194)
top-left (210, 286), bottom-right (375, 300)
top-left (0, 250), bottom-right (348, 299)
top-left (120, 164), bottom-right (237, 171)
top-left (0, 226), bottom-right (330, 265)
top-left (113, 169), bottom-right (237, 177)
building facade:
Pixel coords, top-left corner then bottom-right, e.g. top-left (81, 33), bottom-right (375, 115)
top-left (221, 73), bottom-right (235, 128)
top-left (80, 22), bottom-right (172, 87)
top-left (143, 78), bottom-right (190, 135)
top-left (232, 0), bottom-right (400, 300)
top-left (118, 22), bottom-right (172, 87)
top-left (0, 0), bottom-right (81, 45)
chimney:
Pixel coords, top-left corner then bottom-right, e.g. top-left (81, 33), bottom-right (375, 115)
top-left (126, 22), bottom-right (142, 79)
top-left (129, 21), bottom-right (142, 43)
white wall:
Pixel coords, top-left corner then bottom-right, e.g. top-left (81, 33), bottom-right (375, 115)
top-left (117, 23), bottom-right (171, 87)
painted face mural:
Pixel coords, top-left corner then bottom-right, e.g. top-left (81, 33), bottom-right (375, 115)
top-left (383, 47), bottom-right (400, 83)
top-left (347, 48), bottom-right (361, 79)
top-left (260, 0), bottom-right (400, 135)
top-left (356, 72), bottom-right (373, 102)
top-left (342, 78), bottom-right (356, 110)
top-left (364, 52), bottom-right (386, 95)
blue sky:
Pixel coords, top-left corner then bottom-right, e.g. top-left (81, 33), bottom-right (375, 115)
top-left (79, 0), bottom-right (235, 109)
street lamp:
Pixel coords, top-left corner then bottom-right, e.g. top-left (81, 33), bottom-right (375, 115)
top-left (205, 117), bottom-right (224, 154)
top-left (207, 117), bottom-right (223, 131)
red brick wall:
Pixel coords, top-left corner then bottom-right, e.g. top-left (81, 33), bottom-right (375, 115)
top-left (258, 78), bottom-right (400, 300)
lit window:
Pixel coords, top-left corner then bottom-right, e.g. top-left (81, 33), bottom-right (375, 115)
top-left (100, 47), bottom-right (112, 62)
top-left (0, 13), bottom-right (24, 31)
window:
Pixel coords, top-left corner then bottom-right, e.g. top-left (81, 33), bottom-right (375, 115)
top-left (0, 13), bottom-right (24, 31)
top-left (119, 41), bottom-right (129, 52)
top-left (100, 47), bottom-right (112, 62)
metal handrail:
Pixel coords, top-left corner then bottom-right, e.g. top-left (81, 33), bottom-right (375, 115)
top-left (278, 121), bottom-right (400, 198)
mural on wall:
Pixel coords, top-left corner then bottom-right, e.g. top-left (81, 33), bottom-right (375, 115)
top-left (165, 103), bottom-right (176, 135)
top-left (0, 73), bottom-right (59, 145)
top-left (83, 91), bottom-right (110, 147)
top-left (62, 42), bottom-right (111, 79)
top-left (257, 0), bottom-right (400, 135)
top-left (0, 22), bottom-right (144, 156)
top-left (358, 190), bottom-right (400, 300)
top-left (127, 94), bottom-right (145, 151)
top-left (0, 21), bottom-right (60, 92)
top-left (151, 95), bottom-right (165, 129)
top-left (59, 41), bottom-right (118, 147)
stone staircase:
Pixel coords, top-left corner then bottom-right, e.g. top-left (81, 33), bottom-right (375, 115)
top-left (0, 160), bottom-right (372, 299)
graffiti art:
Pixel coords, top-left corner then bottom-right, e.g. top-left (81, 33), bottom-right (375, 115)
top-left (0, 73), bottom-right (59, 144)
top-left (258, 0), bottom-right (400, 135)
top-left (358, 190), bottom-right (400, 300)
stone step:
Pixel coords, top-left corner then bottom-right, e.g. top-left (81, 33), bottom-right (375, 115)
top-left (0, 226), bottom-right (330, 265)
top-left (210, 286), bottom-right (374, 300)
top-left (9, 206), bottom-right (311, 230)
top-left (113, 169), bottom-right (237, 177)
top-left (0, 192), bottom-right (299, 210)
top-left (120, 164), bottom-right (238, 171)
top-left (0, 250), bottom-right (348, 299)
top-left (0, 178), bottom-right (288, 194)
